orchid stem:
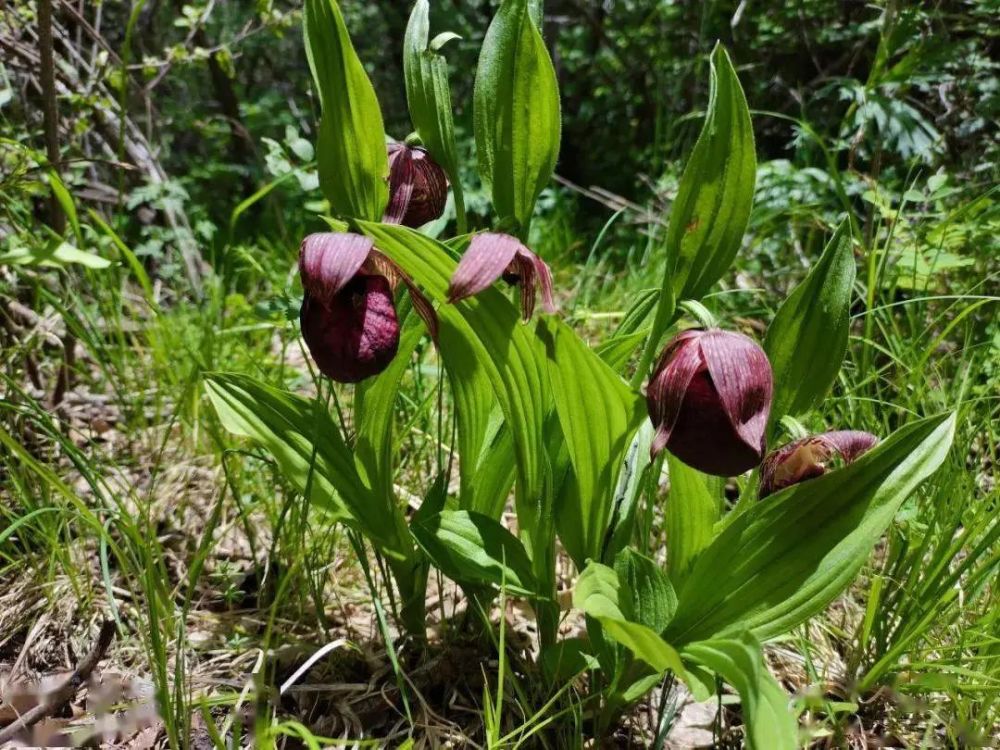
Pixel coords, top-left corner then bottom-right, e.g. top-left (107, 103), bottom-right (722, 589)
top-left (453, 181), bottom-right (468, 236)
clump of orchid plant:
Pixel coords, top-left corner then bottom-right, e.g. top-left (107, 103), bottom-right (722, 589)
top-left (205, 3), bottom-right (957, 747)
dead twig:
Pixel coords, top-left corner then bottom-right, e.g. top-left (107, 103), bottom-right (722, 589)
top-left (0, 620), bottom-right (116, 745)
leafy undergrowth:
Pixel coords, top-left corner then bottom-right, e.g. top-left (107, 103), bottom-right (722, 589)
top-left (1, 252), bottom-right (996, 747)
top-left (2, 0), bottom-right (998, 745)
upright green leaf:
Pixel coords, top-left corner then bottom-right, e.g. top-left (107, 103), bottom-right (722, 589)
top-left (665, 413), bottom-right (956, 644)
top-left (765, 218), bottom-right (857, 421)
top-left (411, 510), bottom-right (539, 597)
top-left (574, 563), bottom-right (686, 676)
top-left (354, 315), bottom-right (423, 500)
top-left (683, 633), bottom-right (798, 750)
top-left (469, 412), bottom-right (517, 518)
top-left (666, 453), bottom-right (722, 584)
top-left (438, 321), bottom-right (498, 511)
top-left (540, 319), bottom-right (645, 566)
top-left (614, 549), bottom-right (677, 633)
top-left (355, 222), bottom-right (551, 567)
top-left (474, 0), bottom-right (560, 235)
top-left (403, 0), bottom-right (465, 229)
top-left (304, 0), bottom-right (388, 220)
top-left (663, 44), bottom-right (756, 303)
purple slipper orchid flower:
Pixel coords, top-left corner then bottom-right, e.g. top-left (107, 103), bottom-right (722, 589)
top-left (298, 232), bottom-right (437, 383)
top-left (759, 430), bottom-right (878, 498)
top-left (383, 142), bottom-right (448, 228)
top-left (647, 328), bottom-right (773, 476)
top-left (446, 233), bottom-right (556, 321)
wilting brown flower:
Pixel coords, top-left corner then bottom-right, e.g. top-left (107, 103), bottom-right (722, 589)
top-left (384, 142), bottom-right (448, 228)
top-left (759, 430), bottom-right (878, 498)
top-left (446, 233), bottom-right (556, 320)
top-left (647, 328), bottom-right (773, 476)
top-left (298, 232), bottom-right (437, 383)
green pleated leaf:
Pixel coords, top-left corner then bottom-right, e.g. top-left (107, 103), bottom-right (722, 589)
top-left (540, 319), bottom-right (645, 567)
top-left (411, 510), bottom-right (539, 597)
top-left (663, 44), bottom-right (756, 303)
top-left (474, 0), bottom-right (560, 234)
top-left (204, 373), bottom-right (409, 559)
top-left (404, 1), bottom-right (461, 181)
top-left (305, 0), bottom-right (388, 220)
top-left (665, 413), bottom-right (956, 644)
top-left (354, 314), bottom-right (423, 500)
top-left (614, 549), bottom-right (677, 633)
top-left (574, 562), bottom-right (686, 676)
top-left (682, 633), bottom-right (798, 750)
top-left (765, 218), bottom-right (857, 421)
top-left (469, 413), bottom-right (517, 519)
top-left (439, 321), bottom-right (498, 510)
top-left (355, 222), bottom-right (551, 566)
top-left (666, 453), bottom-right (722, 585)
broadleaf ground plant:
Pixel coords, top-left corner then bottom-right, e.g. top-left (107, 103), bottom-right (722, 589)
top-left (205, 0), bottom-right (959, 743)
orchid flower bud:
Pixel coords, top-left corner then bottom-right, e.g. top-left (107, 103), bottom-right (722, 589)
top-left (298, 232), bottom-right (437, 383)
top-left (759, 430), bottom-right (878, 498)
top-left (446, 233), bottom-right (556, 320)
top-left (647, 329), bottom-right (773, 476)
top-left (384, 142), bottom-right (448, 228)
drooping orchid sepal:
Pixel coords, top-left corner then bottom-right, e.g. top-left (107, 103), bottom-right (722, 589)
top-left (759, 430), bottom-right (879, 498)
top-left (646, 328), bottom-right (773, 477)
top-left (298, 232), bottom-right (438, 383)
top-left (383, 141), bottom-right (449, 228)
top-left (446, 233), bottom-right (556, 321)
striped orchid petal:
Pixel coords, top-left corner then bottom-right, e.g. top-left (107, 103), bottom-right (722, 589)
top-left (759, 430), bottom-right (879, 498)
top-left (383, 142), bottom-right (448, 228)
top-left (647, 328), bottom-right (773, 476)
top-left (647, 330), bottom-right (704, 459)
top-left (447, 233), bottom-right (556, 320)
top-left (299, 232), bottom-right (374, 301)
top-left (297, 231), bottom-right (438, 383)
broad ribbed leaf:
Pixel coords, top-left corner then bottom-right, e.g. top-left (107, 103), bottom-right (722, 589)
top-left (574, 563), bottom-right (686, 676)
top-left (356, 222), bottom-right (551, 566)
top-left (305, 0), bottom-right (388, 220)
top-left (666, 413), bottom-right (956, 643)
top-left (663, 44), bottom-right (755, 302)
top-left (470, 412), bottom-right (517, 518)
top-left (541, 319), bottom-right (645, 566)
top-left (683, 633), bottom-right (798, 750)
top-left (765, 218), bottom-right (856, 421)
top-left (354, 315), bottom-right (423, 499)
top-left (205, 373), bottom-right (409, 559)
top-left (614, 549), bottom-right (677, 633)
top-left (439, 321), bottom-right (497, 510)
top-left (411, 510), bottom-right (539, 597)
top-left (403, 0), bottom-right (464, 225)
top-left (474, 0), bottom-right (560, 234)
top-left (666, 453), bottom-right (722, 584)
